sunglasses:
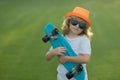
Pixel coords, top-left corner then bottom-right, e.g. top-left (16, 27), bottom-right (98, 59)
top-left (69, 18), bottom-right (87, 29)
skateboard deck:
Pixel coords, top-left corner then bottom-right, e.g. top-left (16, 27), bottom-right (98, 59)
top-left (42, 23), bottom-right (85, 80)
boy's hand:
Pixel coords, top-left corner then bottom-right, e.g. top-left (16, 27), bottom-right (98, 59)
top-left (58, 55), bottom-right (69, 64)
top-left (51, 47), bottom-right (66, 56)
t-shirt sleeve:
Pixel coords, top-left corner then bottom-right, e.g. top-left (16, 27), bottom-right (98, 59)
top-left (79, 36), bottom-right (91, 55)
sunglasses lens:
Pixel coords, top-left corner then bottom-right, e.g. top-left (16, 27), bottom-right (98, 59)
top-left (69, 18), bottom-right (87, 29)
top-left (70, 19), bottom-right (78, 26)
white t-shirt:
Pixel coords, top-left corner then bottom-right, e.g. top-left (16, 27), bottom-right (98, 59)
top-left (57, 35), bottom-right (91, 80)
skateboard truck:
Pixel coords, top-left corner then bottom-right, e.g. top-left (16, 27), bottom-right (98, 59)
top-left (66, 64), bottom-right (83, 79)
top-left (42, 28), bottom-right (59, 43)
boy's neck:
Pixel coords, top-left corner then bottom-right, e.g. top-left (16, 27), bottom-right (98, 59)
top-left (67, 33), bottom-right (79, 38)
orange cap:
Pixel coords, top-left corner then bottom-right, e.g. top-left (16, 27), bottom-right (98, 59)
top-left (66, 7), bottom-right (91, 27)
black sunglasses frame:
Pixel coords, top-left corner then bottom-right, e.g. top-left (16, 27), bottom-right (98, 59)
top-left (68, 18), bottom-right (87, 29)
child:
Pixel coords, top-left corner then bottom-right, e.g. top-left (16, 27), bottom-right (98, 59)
top-left (45, 7), bottom-right (93, 80)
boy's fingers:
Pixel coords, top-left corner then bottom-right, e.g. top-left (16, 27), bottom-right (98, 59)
top-left (59, 47), bottom-right (66, 49)
top-left (58, 53), bottom-right (64, 56)
top-left (61, 47), bottom-right (66, 50)
top-left (61, 51), bottom-right (65, 54)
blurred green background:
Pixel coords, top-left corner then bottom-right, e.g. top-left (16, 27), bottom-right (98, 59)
top-left (0, 0), bottom-right (120, 80)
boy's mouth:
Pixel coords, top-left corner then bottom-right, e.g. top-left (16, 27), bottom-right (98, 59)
top-left (73, 27), bottom-right (79, 31)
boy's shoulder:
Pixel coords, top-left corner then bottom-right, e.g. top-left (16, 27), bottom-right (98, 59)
top-left (79, 35), bottom-right (88, 39)
top-left (78, 35), bottom-right (90, 42)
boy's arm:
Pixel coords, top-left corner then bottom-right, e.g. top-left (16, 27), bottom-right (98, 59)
top-left (45, 51), bottom-right (56, 61)
top-left (45, 47), bottom-right (66, 61)
top-left (58, 54), bottom-right (90, 64)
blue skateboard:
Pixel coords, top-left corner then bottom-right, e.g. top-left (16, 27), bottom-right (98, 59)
top-left (42, 23), bottom-right (85, 80)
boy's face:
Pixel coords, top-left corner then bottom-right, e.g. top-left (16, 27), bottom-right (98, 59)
top-left (69, 23), bottom-right (83, 35)
top-left (68, 17), bottom-right (87, 35)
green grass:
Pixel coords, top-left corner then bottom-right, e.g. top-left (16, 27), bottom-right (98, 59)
top-left (0, 0), bottom-right (120, 80)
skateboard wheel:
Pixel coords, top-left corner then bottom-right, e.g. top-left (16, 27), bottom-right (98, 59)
top-left (66, 71), bottom-right (74, 79)
top-left (75, 64), bottom-right (83, 73)
top-left (66, 64), bottom-right (83, 79)
top-left (42, 35), bottom-right (50, 43)
top-left (52, 28), bottom-right (59, 36)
